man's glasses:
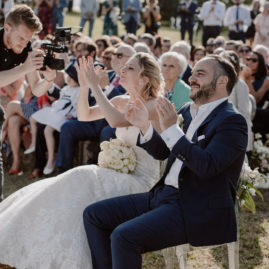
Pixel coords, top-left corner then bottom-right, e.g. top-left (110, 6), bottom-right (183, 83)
top-left (246, 57), bottom-right (258, 63)
top-left (113, 52), bottom-right (128, 59)
top-left (240, 49), bottom-right (250, 53)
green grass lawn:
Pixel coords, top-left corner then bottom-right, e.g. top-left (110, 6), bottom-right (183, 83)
top-left (63, 11), bottom-right (204, 45)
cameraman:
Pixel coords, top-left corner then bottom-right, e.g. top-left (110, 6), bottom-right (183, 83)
top-left (0, 5), bottom-right (55, 201)
top-left (0, 5), bottom-right (56, 96)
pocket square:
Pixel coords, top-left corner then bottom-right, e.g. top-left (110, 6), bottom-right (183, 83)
top-left (198, 135), bottom-right (205, 141)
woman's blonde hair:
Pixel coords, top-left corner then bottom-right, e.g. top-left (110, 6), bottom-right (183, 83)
top-left (134, 52), bottom-right (164, 100)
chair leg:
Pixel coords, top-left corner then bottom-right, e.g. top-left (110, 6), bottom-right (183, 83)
top-left (176, 244), bottom-right (190, 269)
top-left (162, 247), bottom-right (176, 269)
top-left (227, 241), bottom-right (239, 269)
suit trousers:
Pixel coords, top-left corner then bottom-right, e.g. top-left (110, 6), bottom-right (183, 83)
top-left (56, 119), bottom-right (108, 171)
top-left (83, 185), bottom-right (187, 269)
top-left (181, 24), bottom-right (194, 46)
top-left (202, 25), bottom-right (221, 47)
top-left (229, 30), bottom-right (245, 43)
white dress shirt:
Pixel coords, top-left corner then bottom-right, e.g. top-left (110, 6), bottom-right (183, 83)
top-left (224, 4), bottom-right (251, 31)
top-left (199, 0), bottom-right (226, 26)
top-left (141, 97), bottom-right (228, 188)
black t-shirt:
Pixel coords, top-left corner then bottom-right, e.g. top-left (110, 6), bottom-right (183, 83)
top-left (0, 28), bottom-right (32, 71)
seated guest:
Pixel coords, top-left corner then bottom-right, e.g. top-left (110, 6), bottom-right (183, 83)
top-left (2, 79), bottom-right (39, 174)
top-left (170, 41), bottom-right (192, 85)
top-left (241, 51), bottom-right (269, 140)
top-left (190, 46), bottom-right (206, 67)
top-left (238, 44), bottom-right (251, 66)
top-left (162, 37), bottom-right (172, 53)
top-left (160, 51), bottom-right (191, 110)
top-left (95, 36), bottom-right (112, 60)
top-left (30, 63), bottom-right (80, 175)
top-left (224, 40), bottom-right (239, 52)
top-left (123, 33), bottom-right (138, 46)
top-left (74, 38), bottom-right (97, 60)
top-left (220, 50), bottom-right (253, 151)
top-left (213, 35), bottom-right (226, 49)
top-left (134, 42), bottom-right (151, 54)
top-left (153, 35), bottom-right (163, 59)
top-left (205, 37), bottom-right (215, 54)
top-left (100, 47), bottom-right (116, 70)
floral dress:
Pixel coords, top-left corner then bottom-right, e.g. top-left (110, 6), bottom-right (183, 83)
top-left (103, 0), bottom-right (118, 36)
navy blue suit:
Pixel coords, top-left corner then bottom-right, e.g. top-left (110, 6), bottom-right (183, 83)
top-left (178, 1), bottom-right (197, 45)
top-left (83, 100), bottom-right (248, 268)
top-left (182, 64), bottom-right (192, 85)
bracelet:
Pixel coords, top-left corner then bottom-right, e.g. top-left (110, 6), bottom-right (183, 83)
top-left (44, 78), bottom-right (54, 83)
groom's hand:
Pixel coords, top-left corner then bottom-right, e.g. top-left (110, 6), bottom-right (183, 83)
top-left (125, 99), bottom-right (150, 134)
top-left (156, 97), bottom-right (178, 132)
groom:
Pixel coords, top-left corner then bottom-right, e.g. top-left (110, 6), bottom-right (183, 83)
top-left (83, 55), bottom-right (248, 269)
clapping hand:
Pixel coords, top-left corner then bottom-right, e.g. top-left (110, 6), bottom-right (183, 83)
top-left (241, 65), bottom-right (252, 80)
top-left (125, 99), bottom-right (150, 134)
top-left (156, 97), bottom-right (178, 133)
top-left (76, 56), bottom-right (100, 89)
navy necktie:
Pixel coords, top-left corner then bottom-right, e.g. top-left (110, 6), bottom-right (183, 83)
top-left (236, 6), bottom-right (239, 31)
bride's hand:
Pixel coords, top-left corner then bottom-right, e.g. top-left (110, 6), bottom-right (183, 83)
top-left (156, 97), bottom-right (177, 132)
top-left (125, 99), bottom-right (150, 134)
top-left (76, 56), bottom-right (100, 90)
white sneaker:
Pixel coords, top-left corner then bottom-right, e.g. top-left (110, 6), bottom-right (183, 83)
top-left (24, 146), bottom-right (35, 154)
top-left (43, 164), bottom-right (55, 175)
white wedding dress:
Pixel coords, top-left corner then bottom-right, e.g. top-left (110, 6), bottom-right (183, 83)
top-left (0, 127), bottom-right (165, 269)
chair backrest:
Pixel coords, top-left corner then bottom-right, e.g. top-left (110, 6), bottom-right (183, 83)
top-left (249, 94), bottom-right (256, 121)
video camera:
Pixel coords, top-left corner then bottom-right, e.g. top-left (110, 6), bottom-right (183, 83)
top-left (40, 27), bottom-right (72, 70)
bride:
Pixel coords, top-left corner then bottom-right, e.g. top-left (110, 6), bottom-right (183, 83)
top-left (0, 53), bottom-right (167, 268)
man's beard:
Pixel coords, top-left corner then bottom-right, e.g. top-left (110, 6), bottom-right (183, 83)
top-left (190, 79), bottom-right (217, 103)
top-left (6, 35), bottom-right (23, 54)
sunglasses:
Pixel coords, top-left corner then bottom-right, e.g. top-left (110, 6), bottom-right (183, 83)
top-left (240, 49), bottom-right (250, 53)
top-left (102, 56), bottom-right (112, 61)
top-left (246, 57), bottom-right (258, 63)
top-left (113, 52), bottom-right (127, 59)
top-left (214, 42), bottom-right (224, 46)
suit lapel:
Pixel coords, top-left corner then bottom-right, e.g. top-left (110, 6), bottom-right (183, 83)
top-left (197, 100), bottom-right (228, 130)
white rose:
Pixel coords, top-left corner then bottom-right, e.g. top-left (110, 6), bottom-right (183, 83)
top-left (128, 163), bottom-right (136, 172)
top-left (109, 159), bottom-right (124, 170)
top-left (120, 166), bottom-right (129, 174)
top-left (100, 141), bottom-right (110, 151)
top-left (123, 159), bottom-right (129, 165)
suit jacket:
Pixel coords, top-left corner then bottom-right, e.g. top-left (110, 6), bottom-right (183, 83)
top-left (177, 1), bottom-right (197, 27)
top-left (181, 64), bottom-right (192, 86)
top-left (138, 100), bottom-right (248, 247)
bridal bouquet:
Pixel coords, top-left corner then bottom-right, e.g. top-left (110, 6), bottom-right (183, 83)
top-left (98, 138), bottom-right (136, 174)
top-left (249, 133), bottom-right (269, 174)
top-left (237, 162), bottom-right (265, 214)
